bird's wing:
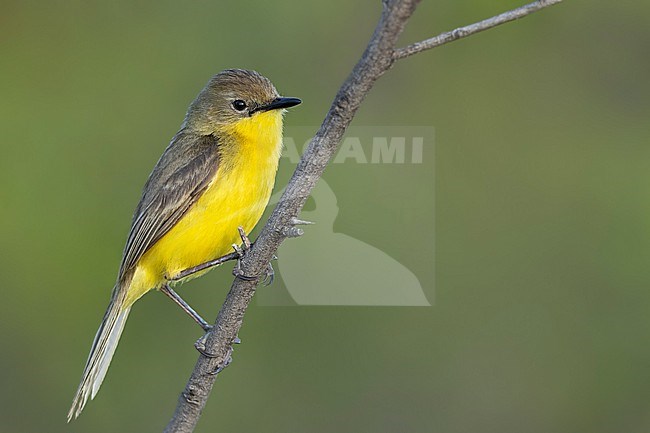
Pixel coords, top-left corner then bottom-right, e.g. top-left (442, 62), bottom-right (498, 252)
top-left (117, 132), bottom-right (220, 280)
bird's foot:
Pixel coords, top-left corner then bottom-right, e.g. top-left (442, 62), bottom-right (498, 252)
top-left (194, 334), bottom-right (240, 375)
top-left (232, 254), bottom-right (276, 285)
top-left (194, 333), bottom-right (238, 358)
top-left (194, 333), bottom-right (217, 358)
top-left (232, 226), bottom-right (280, 286)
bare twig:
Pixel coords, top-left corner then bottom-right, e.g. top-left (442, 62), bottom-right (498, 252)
top-left (163, 0), bottom-right (562, 431)
top-left (394, 0), bottom-right (564, 60)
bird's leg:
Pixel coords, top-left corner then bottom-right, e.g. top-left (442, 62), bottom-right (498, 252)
top-left (164, 226), bottom-right (257, 283)
top-left (168, 226), bottom-right (256, 283)
top-left (167, 251), bottom-right (240, 282)
top-left (167, 226), bottom-right (256, 283)
top-left (160, 284), bottom-right (212, 332)
top-left (169, 218), bottom-right (312, 283)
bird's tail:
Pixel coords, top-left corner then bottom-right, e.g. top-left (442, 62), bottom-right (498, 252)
top-left (67, 284), bottom-right (131, 422)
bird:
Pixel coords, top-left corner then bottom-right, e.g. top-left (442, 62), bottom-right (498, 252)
top-left (67, 69), bottom-right (301, 421)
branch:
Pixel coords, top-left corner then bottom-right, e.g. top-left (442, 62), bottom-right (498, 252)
top-left (163, 0), bottom-right (562, 431)
top-left (394, 0), bottom-right (563, 60)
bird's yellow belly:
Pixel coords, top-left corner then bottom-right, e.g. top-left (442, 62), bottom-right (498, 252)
top-left (124, 114), bottom-right (282, 307)
top-left (124, 169), bottom-right (274, 307)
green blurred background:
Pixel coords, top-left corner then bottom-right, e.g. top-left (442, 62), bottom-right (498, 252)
top-left (2, 0), bottom-right (649, 432)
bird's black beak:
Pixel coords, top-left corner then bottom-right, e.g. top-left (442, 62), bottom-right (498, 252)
top-left (251, 97), bottom-right (302, 115)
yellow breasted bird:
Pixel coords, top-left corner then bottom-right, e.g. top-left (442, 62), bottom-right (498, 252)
top-left (67, 69), bottom-right (301, 421)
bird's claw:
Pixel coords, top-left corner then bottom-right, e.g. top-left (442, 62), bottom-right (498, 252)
top-left (232, 264), bottom-right (257, 281)
top-left (232, 260), bottom-right (275, 284)
top-left (194, 334), bottom-right (218, 358)
top-left (195, 334), bottom-right (241, 375)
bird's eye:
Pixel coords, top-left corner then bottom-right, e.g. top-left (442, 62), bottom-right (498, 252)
top-left (232, 100), bottom-right (247, 112)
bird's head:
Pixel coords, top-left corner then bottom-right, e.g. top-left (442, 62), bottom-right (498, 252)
top-left (185, 69), bottom-right (301, 136)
